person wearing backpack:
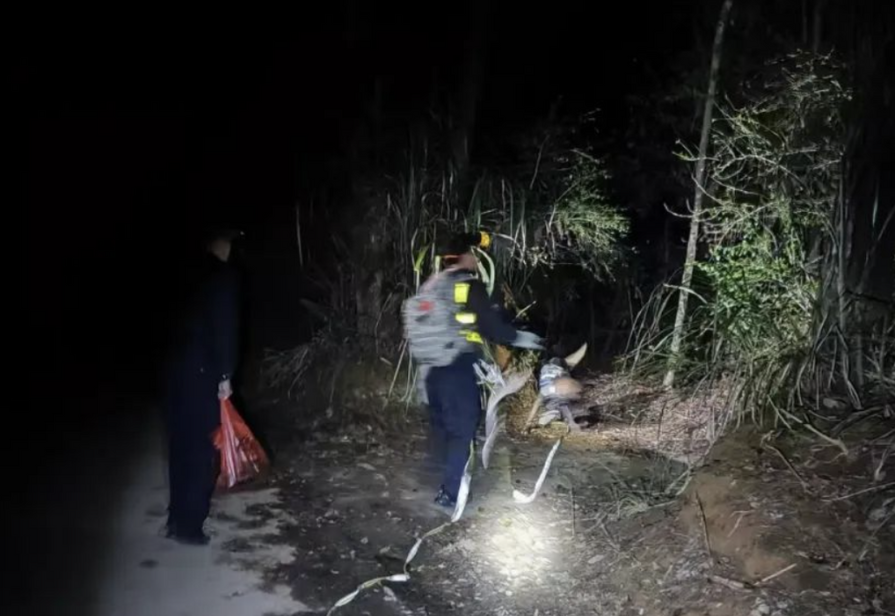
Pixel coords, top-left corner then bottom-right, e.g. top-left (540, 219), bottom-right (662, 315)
top-left (402, 231), bottom-right (543, 508)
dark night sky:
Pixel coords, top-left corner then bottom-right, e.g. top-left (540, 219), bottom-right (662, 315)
top-left (19, 0), bottom-right (893, 413)
top-left (22, 6), bottom-right (694, 220)
top-left (18, 2), bottom-right (700, 395)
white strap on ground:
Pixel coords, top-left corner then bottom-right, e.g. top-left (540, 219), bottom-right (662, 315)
top-left (326, 445), bottom-right (473, 615)
top-left (476, 363), bottom-right (530, 470)
top-left (512, 435), bottom-right (565, 504)
top-left (327, 361), bottom-right (558, 615)
top-left (477, 362), bottom-right (565, 504)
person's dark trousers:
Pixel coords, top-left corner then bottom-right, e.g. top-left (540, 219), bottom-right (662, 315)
top-left (425, 403), bottom-right (447, 473)
top-left (425, 353), bottom-right (482, 501)
top-left (165, 361), bottom-right (220, 539)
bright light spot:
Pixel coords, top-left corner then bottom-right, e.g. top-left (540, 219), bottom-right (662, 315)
top-left (474, 509), bottom-right (559, 587)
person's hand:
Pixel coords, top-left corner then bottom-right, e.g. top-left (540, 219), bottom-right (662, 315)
top-left (512, 330), bottom-right (544, 350)
top-left (218, 378), bottom-right (233, 400)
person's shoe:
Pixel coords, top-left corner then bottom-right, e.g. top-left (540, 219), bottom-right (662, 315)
top-left (167, 529), bottom-right (211, 546)
top-left (434, 487), bottom-right (456, 508)
top-left (173, 532), bottom-right (211, 546)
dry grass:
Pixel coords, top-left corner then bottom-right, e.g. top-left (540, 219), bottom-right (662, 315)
top-left (507, 373), bottom-right (735, 468)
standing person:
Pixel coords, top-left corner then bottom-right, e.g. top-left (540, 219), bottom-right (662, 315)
top-left (163, 227), bottom-right (242, 545)
top-left (404, 232), bottom-right (543, 509)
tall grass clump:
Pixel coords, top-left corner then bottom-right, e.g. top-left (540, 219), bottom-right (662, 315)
top-left (264, 113), bottom-right (631, 417)
top-left (625, 51), bottom-right (892, 435)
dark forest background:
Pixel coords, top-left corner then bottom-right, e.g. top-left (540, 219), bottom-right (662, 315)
top-left (18, 1), bottom-right (894, 433)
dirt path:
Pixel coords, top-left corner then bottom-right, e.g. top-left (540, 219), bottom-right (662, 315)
top-left (11, 388), bottom-right (889, 616)
top-left (267, 428), bottom-right (689, 615)
top-left (262, 415), bottom-right (893, 616)
top-left (9, 403), bottom-right (310, 616)
top-left (94, 414), bottom-right (309, 616)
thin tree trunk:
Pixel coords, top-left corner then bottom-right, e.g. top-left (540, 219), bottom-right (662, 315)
top-left (664, 0), bottom-right (734, 389)
top-left (802, 0), bottom-right (809, 46)
top-left (812, 0), bottom-right (828, 54)
top-left (451, 0), bottom-right (488, 205)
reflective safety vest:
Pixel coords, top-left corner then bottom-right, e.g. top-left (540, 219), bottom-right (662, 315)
top-left (451, 279), bottom-right (483, 344)
top-left (402, 269), bottom-right (482, 367)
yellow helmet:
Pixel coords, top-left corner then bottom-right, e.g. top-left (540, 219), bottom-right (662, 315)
top-left (440, 231), bottom-right (492, 257)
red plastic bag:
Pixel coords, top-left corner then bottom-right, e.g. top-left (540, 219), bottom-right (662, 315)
top-left (213, 398), bottom-right (269, 489)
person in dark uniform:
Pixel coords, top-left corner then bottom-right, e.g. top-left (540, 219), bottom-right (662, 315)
top-left (426, 233), bottom-right (543, 508)
top-left (163, 228), bottom-right (242, 545)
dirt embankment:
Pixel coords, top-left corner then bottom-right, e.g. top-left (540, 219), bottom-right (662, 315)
top-left (672, 430), bottom-right (894, 615)
top-left (249, 369), bottom-right (893, 616)
top-left (517, 375), bottom-right (895, 616)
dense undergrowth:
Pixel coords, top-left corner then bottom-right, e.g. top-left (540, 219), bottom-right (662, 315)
top-left (261, 47), bottom-right (893, 461)
top-left (625, 52), bottom-right (894, 447)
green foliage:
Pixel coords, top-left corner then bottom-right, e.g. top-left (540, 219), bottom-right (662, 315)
top-left (382, 144), bottom-right (628, 406)
top-left (284, 115), bottom-right (631, 412)
top-left (540, 152), bottom-right (629, 278)
top-left (704, 51), bottom-right (849, 238)
top-left (627, 50), bottom-right (857, 426)
top-left (388, 130), bottom-right (629, 314)
top-left (699, 222), bottom-right (816, 351)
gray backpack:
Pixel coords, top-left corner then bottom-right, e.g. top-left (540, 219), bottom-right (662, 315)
top-left (402, 270), bottom-right (477, 367)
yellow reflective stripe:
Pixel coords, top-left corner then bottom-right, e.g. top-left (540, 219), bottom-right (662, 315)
top-left (452, 282), bottom-right (479, 343)
top-left (455, 312), bottom-right (477, 325)
top-left (454, 282), bottom-right (470, 304)
top-left (459, 330), bottom-right (483, 344)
